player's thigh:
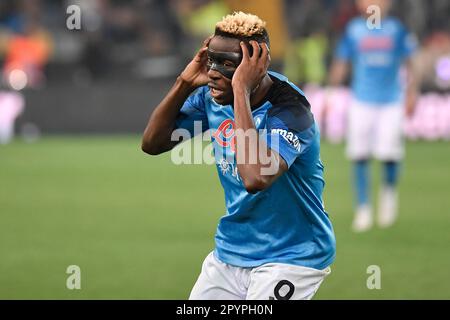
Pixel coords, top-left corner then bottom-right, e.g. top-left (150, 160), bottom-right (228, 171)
top-left (189, 252), bottom-right (245, 300)
top-left (246, 263), bottom-right (331, 300)
top-left (374, 104), bottom-right (404, 161)
top-left (346, 100), bottom-right (376, 160)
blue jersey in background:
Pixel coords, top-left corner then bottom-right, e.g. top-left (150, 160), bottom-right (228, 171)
top-left (336, 16), bottom-right (417, 104)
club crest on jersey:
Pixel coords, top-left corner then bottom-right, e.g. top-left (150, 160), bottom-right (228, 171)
top-left (254, 115), bottom-right (262, 127)
top-left (213, 119), bottom-right (236, 152)
top-left (271, 128), bottom-right (301, 152)
top-left (218, 158), bottom-right (231, 175)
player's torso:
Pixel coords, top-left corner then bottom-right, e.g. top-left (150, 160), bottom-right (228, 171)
top-left (205, 96), bottom-right (270, 188)
top-left (349, 17), bottom-right (404, 70)
top-left (198, 75), bottom-right (335, 268)
top-left (347, 17), bottom-right (409, 104)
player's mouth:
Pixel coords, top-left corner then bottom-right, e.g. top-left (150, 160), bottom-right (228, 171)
top-left (208, 84), bottom-right (225, 99)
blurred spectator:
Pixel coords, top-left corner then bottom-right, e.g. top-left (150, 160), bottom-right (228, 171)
top-left (284, 31), bottom-right (329, 85)
top-left (175, 0), bottom-right (229, 40)
top-left (0, 0), bottom-right (52, 144)
top-left (0, 0), bottom-right (448, 139)
top-left (415, 31), bottom-right (450, 92)
top-left (2, 0), bottom-right (53, 89)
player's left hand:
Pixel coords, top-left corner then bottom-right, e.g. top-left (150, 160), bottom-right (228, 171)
top-left (232, 41), bottom-right (270, 94)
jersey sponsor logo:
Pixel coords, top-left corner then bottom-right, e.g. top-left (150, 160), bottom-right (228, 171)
top-left (271, 128), bottom-right (301, 152)
top-left (213, 119), bottom-right (236, 152)
top-left (359, 36), bottom-right (393, 51)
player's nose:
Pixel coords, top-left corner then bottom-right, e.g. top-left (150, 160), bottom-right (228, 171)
top-left (207, 67), bottom-right (222, 81)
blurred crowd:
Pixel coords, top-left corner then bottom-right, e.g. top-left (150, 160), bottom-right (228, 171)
top-left (0, 0), bottom-right (449, 90)
top-left (0, 0), bottom-right (449, 142)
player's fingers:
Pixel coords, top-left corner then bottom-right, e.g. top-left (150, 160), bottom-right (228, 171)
top-left (260, 42), bottom-right (269, 62)
top-left (196, 36), bottom-right (213, 58)
top-left (261, 43), bottom-right (269, 58)
top-left (250, 41), bottom-right (260, 61)
top-left (261, 43), bottom-right (270, 69)
top-left (193, 46), bottom-right (210, 64)
top-left (203, 35), bottom-right (213, 47)
top-left (240, 41), bottom-right (250, 61)
top-left (195, 46), bottom-right (208, 60)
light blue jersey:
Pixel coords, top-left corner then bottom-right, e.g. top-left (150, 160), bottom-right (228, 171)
top-left (175, 72), bottom-right (336, 270)
top-left (336, 16), bottom-right (417, 104)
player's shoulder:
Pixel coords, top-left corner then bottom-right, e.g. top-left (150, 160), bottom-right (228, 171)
top-left (344, 17), bottom-right (369, 39)
top-left (384, 16), bottom-right (405, 27)
top-left (382, 16), bottom-right (408, 33)
top-left (193, 85), bottom-right (209, 97)
top-left (347, 16), bottom-right (365, 28)
top-left (266, 72), bottom-right (314, 132)
top-left (190, 85), bottom-right (211, 102)
top-left (346, 16), bottom-right (366, 30)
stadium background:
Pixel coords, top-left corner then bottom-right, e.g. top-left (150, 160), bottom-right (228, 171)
top-left (0, 0), bottom-right (449, 299)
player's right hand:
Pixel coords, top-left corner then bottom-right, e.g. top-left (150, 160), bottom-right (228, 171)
top-left (179, 36), bottom-right (212, 89)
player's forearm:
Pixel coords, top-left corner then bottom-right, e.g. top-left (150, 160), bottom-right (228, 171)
top-left (327, 60), bottom-right (348, 87)
top-left (142, 77), bottom-right (195, 155)
top-left (404, 59), bottom-right (419, 116)
top-left (405, 60), bottom-right (419, 97)
top-left (233, 87), bottom-right (278, 193)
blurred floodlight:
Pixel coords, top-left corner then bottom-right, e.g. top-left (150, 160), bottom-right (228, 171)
top-left (8, 69), bottom-right (28, 91)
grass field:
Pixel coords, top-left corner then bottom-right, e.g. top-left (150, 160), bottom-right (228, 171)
top-left (0, 135), bottom-right (449, 299)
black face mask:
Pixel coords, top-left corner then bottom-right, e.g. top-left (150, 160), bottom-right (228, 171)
top-left (206, 49), bottom-right (242, 79)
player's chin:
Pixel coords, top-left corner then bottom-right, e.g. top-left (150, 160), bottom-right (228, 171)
top-left (212, 92), bottom-right (233, 105)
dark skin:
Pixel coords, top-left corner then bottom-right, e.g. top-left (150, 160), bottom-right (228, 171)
top-left (142, 36), bottom-right (288, 193)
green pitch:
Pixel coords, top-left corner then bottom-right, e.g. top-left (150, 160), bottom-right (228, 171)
top-left (0, 136), bottom-right (449, 299)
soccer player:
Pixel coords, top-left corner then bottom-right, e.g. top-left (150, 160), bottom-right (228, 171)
top-left (328, 0), bottom-right (418, 232)
top-left (142, 12), bottom-right (335, 300)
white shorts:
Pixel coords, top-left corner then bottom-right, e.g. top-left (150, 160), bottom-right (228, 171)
top-left (189, 252), bottom-right (331, 300)
top-left (346, 99), bottom-right (404, 161)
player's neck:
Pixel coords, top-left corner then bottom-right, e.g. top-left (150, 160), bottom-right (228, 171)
top-left (250, 75), bottom-right (273, 110)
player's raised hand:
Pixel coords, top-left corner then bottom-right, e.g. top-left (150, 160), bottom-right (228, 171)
top-left (232, 41), bottom-right (270, 93)
top-left (180, 36), bottom-right (213, 89)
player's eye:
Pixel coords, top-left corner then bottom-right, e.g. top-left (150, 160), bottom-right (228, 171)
top-left (223, 61), bottom-right (235, 68)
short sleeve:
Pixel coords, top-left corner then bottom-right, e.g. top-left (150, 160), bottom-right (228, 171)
top-left (335, 27), bottom-right (353, 61)
top-left (175, 86), bottom-right (209, 137)
top-left (265, 102), bottom-right (316, 168)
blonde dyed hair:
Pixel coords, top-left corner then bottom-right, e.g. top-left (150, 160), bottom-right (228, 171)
top-left (215, 12), bottom-right (267, 38)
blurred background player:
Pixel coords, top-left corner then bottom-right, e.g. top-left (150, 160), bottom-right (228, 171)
top-left (327, 0), bottom-right (419, 232)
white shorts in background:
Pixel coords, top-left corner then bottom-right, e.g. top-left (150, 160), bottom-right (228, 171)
top-left (346, 99), bottom-right (404, 161)
top-left (189, 252), bottom-right (331, 300)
